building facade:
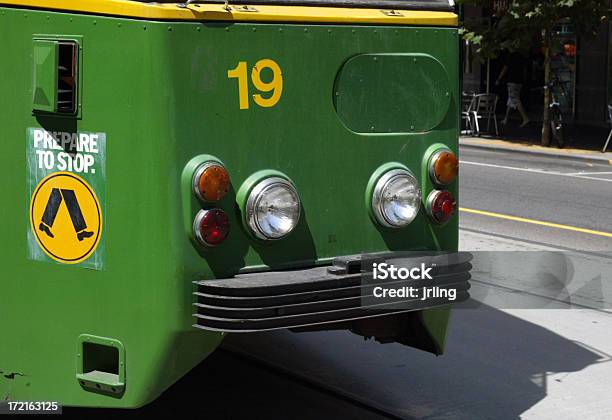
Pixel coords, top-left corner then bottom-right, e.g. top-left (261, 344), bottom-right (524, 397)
top-left (462, 2), bottom-right (611, 128)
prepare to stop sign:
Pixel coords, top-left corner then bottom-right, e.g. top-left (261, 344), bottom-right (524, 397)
top-left (32, 129), bottom-right (100, 174)
top-left (27, 127), bottom-right (106, 270)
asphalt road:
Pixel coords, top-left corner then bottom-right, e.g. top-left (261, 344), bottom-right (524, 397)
top-left (459, 147), bottom-right (612, 252)
top-left (73, 146), bottom-right (612, 419)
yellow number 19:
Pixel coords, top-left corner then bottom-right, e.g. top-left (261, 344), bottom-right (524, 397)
top-left (227, 59), bottom-right (283, 110)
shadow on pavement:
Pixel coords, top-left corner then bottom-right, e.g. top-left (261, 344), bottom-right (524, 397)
top-left (68, 303), bottom-right (605, 419)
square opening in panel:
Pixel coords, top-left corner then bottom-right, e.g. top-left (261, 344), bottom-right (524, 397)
top-left (77, 336), bottom-right (125, 396)
top-left (82, 342), bottom-right (119, 376)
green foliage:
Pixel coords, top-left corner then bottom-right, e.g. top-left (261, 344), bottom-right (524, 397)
top-left (459, 0), bottom-right (610, 61)
top-left (459, 0), bottom-right (610, 146)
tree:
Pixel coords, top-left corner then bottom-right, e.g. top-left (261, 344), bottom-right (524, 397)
top-left (459, 0), bottom-right (610, 146)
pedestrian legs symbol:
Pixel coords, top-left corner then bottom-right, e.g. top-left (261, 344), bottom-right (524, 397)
top-left (38, 188), bottom-right (94, 241)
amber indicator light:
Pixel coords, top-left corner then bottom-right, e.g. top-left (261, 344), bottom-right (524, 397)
top-left (430, 150), bottom-right (459, 185)
top-left (194, 163), bottom-right (230, 202)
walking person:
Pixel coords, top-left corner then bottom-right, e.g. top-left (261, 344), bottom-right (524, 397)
top-left (39, 188), bottom-right (94, 241)
top-left (496, 51), bottom-right (530, 127)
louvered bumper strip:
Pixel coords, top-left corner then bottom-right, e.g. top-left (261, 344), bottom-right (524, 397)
top-left (194, 252), bottom-right (471, 332)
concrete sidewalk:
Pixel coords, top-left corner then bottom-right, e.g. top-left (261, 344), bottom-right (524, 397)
top-left (460, 136), bottom-right (612, 165)
top-left (221, 230), bottom-right (612, 419)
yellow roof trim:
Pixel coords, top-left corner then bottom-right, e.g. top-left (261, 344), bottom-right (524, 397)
top-left (1, 0), bottom-right (458, 26)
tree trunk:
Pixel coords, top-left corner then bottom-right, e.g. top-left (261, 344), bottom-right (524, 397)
top-left (541, 29), bottom-right (552, 146)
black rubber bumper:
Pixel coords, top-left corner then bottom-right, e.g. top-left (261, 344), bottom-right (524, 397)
top-left (194, 252), bottom-right (471, 332)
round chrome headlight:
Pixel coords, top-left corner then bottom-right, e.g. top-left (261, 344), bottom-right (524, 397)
top-left (246, 177), bottom-right (301, 240)
top-left (372, 169), bottom-right (421, 228)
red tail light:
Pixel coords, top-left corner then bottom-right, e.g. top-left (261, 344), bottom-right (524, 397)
top-left (193, 209), bottom-right (230, 246)
top-left (426, 190), bottom-right (456, 224)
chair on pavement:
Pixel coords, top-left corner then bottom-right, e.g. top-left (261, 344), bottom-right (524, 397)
top-left (472, 93), bottom-right (499, 136)
top-left (603, 104), bottom-right (612, 153)
top-left (461, 93), bottom-right (476, 135)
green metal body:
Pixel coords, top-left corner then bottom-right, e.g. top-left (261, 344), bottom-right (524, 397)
top-left (0, 6), bottom-right (459, 407)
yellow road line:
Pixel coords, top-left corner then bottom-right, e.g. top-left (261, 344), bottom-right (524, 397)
top-left (459, 207), bottom-right (612, 238)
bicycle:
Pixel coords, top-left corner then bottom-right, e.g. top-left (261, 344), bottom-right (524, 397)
top-left (545, 79), bottom-right (565, 148)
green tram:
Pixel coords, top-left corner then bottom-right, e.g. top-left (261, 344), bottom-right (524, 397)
top-left (0, 0), bottom-right (468, 408)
